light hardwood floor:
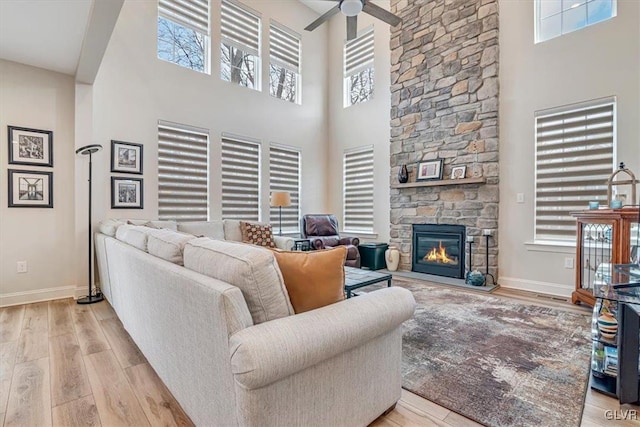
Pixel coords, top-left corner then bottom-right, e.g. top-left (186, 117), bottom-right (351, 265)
top-left (0, 290), bottom-right (637, 427)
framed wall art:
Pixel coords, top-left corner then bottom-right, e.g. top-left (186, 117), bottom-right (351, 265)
top-left (8, 126), bottom-right (53, 167)
top-left (416, 159), bottom-right (443, 181)
top-left (8, 169), bottom-right (53, 208)
top-left (111, 140), bottom-right (143, 174)
top-left (451, 165), bottom-right (467, 180)
top-left (111, 177), bottom-right (144, 209)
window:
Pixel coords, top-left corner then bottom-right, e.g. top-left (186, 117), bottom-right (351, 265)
top-left (343, 146), bottom-right (374, 232)
top-left (220, 0), bottom-right (261, 90)
top-left (536, 0), bottom-right (616, 43)
top-left (221, 135), bottom-right (261, 221)
top-left (269, 22), bottom-right (301, 104)
top-left (157, 0), bottom-right (209, 72)
top-left (344, 28), bottom-right (374, 107)
top-left (535, 98), bottom-right (615, 241)
top-left (158, 121), bottom-right (209, 222)
top-left (269, 145), bottom-right (301, 234)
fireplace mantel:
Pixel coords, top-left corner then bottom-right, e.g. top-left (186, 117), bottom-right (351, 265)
top-left (391, 177), bottom-right (486, 189)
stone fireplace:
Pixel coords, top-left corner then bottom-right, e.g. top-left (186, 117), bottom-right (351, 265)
top-left (389, 0), bottom-right (499, 279)
top-left (412, 224), bottom-right (465, 278)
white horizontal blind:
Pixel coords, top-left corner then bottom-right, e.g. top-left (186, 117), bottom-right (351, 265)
top-left (269, 22), bottom-right (300, 73)
top-left (269, 145), bottom-right (300, 233)
top-left (344, 146), bottom-right (374, 232)
top-left (535, 100), bottom-right (615, 241)
top-left (158, 121), bottom-right (209, 222)
top-left (159, 0), bottom-right (210, 35)
top-left (221, 0), bottom-right (260, 56)
top-left (221, 135), bottom-right (260, 221)
top-left (344, 28), bottom-right (374, 77)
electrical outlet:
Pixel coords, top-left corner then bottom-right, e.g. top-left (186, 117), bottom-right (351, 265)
top-left (16, 261), bottom-right (27, 273)
top-left (564, 257), bottom-right (574, 269)
top-left (516, 193), bottom-right (525, 204)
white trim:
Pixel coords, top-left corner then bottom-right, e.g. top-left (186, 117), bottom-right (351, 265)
top-left (499, 276), bottom-right (573, 298)
top-left (524, 240), bottom-right (576, 254)
top-left (0, 285), bottom-right (84, 307)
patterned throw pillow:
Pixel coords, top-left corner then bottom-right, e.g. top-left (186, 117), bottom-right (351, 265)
top-left (240, 221), bottom-right (276, 248)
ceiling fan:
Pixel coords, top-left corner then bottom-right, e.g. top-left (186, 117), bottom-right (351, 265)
top-left (304, 0), bottom-right (402, 41)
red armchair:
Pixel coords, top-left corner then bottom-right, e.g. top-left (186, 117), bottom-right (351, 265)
top-left (300, 214), bottom-right (361, 268)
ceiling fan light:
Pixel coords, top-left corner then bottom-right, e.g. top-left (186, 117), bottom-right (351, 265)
top-left (340, 0), bottom-right (362, 17)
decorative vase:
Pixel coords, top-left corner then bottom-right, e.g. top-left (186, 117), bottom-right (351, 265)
top-left (398, 165), bottom-right (409, 184)
top-left (385, 246), bottom-right (400, 271)
top-left (466, 270), bottom-right (485, 286)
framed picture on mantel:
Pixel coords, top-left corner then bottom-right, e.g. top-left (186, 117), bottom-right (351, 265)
top-left (416, 159), bottom-right (443, 181)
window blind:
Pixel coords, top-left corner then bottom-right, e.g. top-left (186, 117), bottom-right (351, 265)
top-left (344, 28), bottom-right (374, 77)
top-left (158, 121), bottom-right (209, 222)
top-left (269, 22), bottom-right (300, 73)
top-left (221, 0), bottom-right (260, 56)
top-left (269, 145), bottom-right (300, 233)
top-left (535, 100), bottom-right (615, 241)
top-left (344, 146), bottom-right (374, 232)
top-left (221, 135), bottom-right (260, 221)
top-left (159, 0), bottom-right (210, 35)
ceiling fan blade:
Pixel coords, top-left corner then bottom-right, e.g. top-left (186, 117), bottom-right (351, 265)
top-left (362, 2), bottom-right (402, 27)
top-left (304, 4), bottom-right (341, 32)
top-left (346, 15), bottom-right (358, 40)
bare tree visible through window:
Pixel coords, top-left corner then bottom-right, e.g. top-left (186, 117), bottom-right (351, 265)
top-left (269, 64), bottom-right (297, 103)
top-left (157, 17), bottom-right (206, 72)
top-left (349, 68), bottom-right (374, 105)
top-left (221, 44), bottom-right (257, 89)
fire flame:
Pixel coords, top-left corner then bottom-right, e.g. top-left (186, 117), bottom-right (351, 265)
top-left (425, 241), bottom-right (454, 264)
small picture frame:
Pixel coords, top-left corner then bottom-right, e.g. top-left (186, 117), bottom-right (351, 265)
top-left (451, 166), bottom-right (467, 180)
top-left (111, 177), bottom-right (144, 209)
top-left (8, 126), bottom-right (53, 167)
top-left (8, 169), bottom-right (53, 208)
top-left (416, 159), bottom-right (443, 181)
top-left (111, 140), bottom-right (143, 174)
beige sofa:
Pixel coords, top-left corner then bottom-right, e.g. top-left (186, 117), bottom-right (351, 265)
top-left (94, 221), bottom-right (416, 426)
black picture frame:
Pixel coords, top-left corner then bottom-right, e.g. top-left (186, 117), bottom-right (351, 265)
top-left (8, 126), bottom-right (53, 167)
top-left (111, 140), bottom-right (143, 174)
top-left (8, 169), bottom-right (53, 208)
top-left (416, 159), bottom-right (444, 181)
top-left (111, 177), bottom-right (144, 209)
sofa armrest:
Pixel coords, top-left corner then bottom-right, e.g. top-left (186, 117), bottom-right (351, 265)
top-left (273, 236), bottom-right (294, 251)
top-left (309, 238), bottom-right (325, 250)
top-left (229, 287), bottom-right (415, 389)
top-left (338, 236), bottom-right (360, 246)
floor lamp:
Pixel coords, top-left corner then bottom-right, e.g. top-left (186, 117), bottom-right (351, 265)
top-left (270, 191), bottom-right (291, 236)
top-left (76, 144), bottom-right (104, 304)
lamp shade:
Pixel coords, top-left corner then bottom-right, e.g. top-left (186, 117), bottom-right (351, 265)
top-left (340, 0), bottom-right (362, 17)
top-left (271, 191), bottom-right (291, 207)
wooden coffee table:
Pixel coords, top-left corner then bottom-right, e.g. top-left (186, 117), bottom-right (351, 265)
top-left (344, 267), bottom-right (392, 298)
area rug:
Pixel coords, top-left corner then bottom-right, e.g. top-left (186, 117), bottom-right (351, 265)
top-left (396, 280), bottom-right (592, 427)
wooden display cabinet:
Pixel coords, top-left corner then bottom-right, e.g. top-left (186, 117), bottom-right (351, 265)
top-left (571, 208), bottom-right (640, 306)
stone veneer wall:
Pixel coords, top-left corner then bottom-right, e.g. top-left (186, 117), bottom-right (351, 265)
top-left (389, 0), bottom-right (499, 276)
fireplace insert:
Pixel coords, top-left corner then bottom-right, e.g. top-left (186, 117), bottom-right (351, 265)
top-left (412, 224), bottom-right (465, 278)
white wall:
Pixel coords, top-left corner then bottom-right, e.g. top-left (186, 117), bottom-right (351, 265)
top-left (90, 0), bottom-right (329, 227)
top-left (499, 0), bottom-right (640, 296)
top-left (0, 60), bottom-right (78, 304)
top-left (326, 7), bottom-right (392, 243)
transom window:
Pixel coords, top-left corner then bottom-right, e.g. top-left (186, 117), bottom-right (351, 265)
top-left (269, 22), bottom-right (301, 104)
top-left (534, 98), bottom-right (615, 242)
top-left (535, 0), bottom-right (616, 43)
top-left (344, 28), bottom-right (374, 107)
top-left (220, 0), bottom-right (261, 90)
top-left (157, 0), bottom-right (209, 73)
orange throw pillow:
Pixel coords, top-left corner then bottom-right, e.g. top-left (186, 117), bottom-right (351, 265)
top-left (272, 247), bottom-right (347, 314)
top-left (240, 221), bottom-right (276, 248)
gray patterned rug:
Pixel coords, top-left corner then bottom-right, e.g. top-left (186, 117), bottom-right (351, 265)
top-left (396, 280), bottom-right (591, 427)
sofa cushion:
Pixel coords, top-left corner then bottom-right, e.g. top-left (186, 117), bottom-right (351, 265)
top-left (240, 221), bottom-right (276, 248)
top-left (99, 218), bottom-right (126, 236)
top-left (183, 238), bottom-right (294, 324)
top-left (143, 220), bottom-right (178, 231)
top-left (178, 221), bottom-right (225, 240)
top-left (115, 224), bottom-right (155, 251)
top-left (147, 229), bottom-right (196, 265)
top-left (272, 247), bottom-right (347, 313)
top-left (223, 220), bottom-right (243, 242)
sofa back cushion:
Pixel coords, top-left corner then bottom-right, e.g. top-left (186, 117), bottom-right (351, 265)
top-left (183, 238), bottom-right (294, 324)
top-left (99, 219), bottom-right (126, 236)
top-left (115, 224), bottom-right (155, 251)
top-left (223, 220), bottom-right (243, 242)
top-left (177, 221), bottom-right (225, 240)
top-left (143, 220), bottom-right (178, 231)
top-left (147, 229), bottom-right (196, 265)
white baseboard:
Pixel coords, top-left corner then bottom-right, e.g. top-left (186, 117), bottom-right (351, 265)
top-left (498, 276), bottom-right (573, 298)
top-left (0, 285), bottom-right (85, 307)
